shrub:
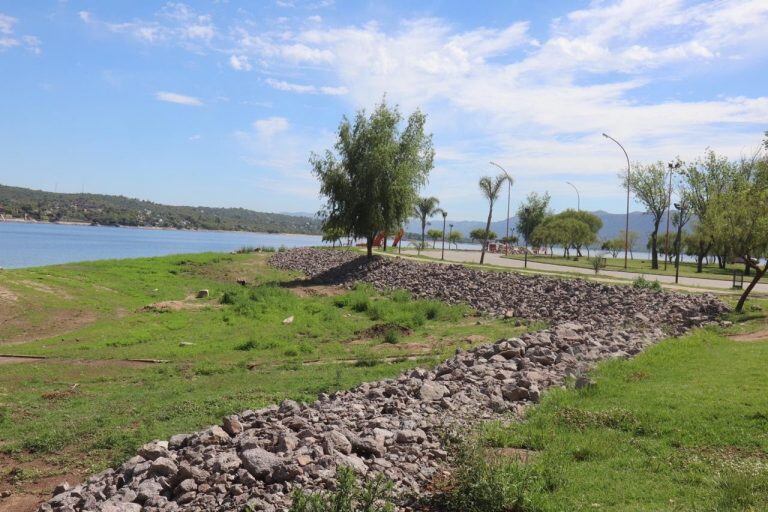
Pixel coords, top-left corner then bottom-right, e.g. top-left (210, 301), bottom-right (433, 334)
top-left (632, 275), bottom-right (662, 292)
top-left (382, 329), bottom-right (400, 344)
top-left (590, 256), bottom-right (606, 275)
top-left (220, 290), bottom-right (240, 305)
top-left (288, 466), bottom-right (394, 512)
top-left (235, 340), bottom-right (257, 351)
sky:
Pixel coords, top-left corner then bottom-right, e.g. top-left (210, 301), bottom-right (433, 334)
top-left (1, 0), bottom-right (767, 221)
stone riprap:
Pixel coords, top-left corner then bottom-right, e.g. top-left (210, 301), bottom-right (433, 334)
top-left (38, 249), bottom-right (727, 512)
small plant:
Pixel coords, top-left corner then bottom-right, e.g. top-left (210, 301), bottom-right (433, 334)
top-left (382, 329), bottom-right (400, 344)
top-left (632, 275), bottom-right (662, 292)
top-left (590, 256), bottom-right (606, 275)
top-left (235, 340), bottom-right (257, 351)
top-left (220, 290), bottom-right (239, 305)
top-left (289, 466), bottom-right (394, 512)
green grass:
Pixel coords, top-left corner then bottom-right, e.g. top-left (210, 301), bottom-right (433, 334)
top-left (504, 253), bottom-right (749, 283)
top-left (443, 328), bottom-right (768, 511)
top-left (0, 252), bottom-right (528, 483)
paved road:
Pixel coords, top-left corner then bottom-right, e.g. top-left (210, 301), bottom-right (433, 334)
top-left (399, 249), bottom-right (767, 294)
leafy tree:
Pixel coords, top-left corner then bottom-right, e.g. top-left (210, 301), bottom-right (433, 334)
top-left (448, 230), bottom-right (462, 249)
top-left (427, 228), bottom-right (443, 248)
top-left (413, 197), bottom-right (441, 251)
top-left (311, 99), bottom-right (434, 258)
top-left (622, 162), bottom-right (670, 269)
top-left (470, 228), bottom-right (497, 242)
top-left (601, 238), bottom-right (623, 258)
top-left (556, 209), bottom-right (602, 256)
top-left (531, 216), bottom-right (560, 256)
top-left (478, 174), bottom-right (510, 264)
top-left (708, 147), bottom-right (768, 312)
top-left (322, 226), bottom-right (346, 248)
top-left (618, 229), bottom-right (640, 259)
top-left (516, 192), bottom-right (550, 247)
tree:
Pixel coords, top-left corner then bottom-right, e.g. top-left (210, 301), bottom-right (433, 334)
top-left (322, 225), bottom-right (346, 248)
top-left (311, 98), bottom-right (434, 258)
top-left (470, 228), bottom-right (496, 243)
top-left (427, 228), bottom-right (443, 248)
top-left (619, 229), bottom-right (640, 259)
top-left (478, 174), bottom-right (510, 264)
top-left (681, 150), bottom-right (741, 272)
top-left (708, 147), bottom-right (768, 312)
top-left (601, 238), bottom-right (623, 258)
top-left (516, 192), bottom-right (550, 247)
top-left (448, 230), bottom-right (462, 249)
top-left (622, 162), bottom-right (670, 269)
top-left (413, 196), bottom-right (441, 252)
top-left (531, 217), bottom-right (560, 256)
top-left (556, 209), bottom-right (602, 256)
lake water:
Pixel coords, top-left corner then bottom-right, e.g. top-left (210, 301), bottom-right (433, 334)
top-left (0, 222), bottom-right (330, 269)
top-left (0, 222), bottom-right (481, 269)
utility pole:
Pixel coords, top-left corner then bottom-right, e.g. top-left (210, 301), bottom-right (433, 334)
top-left (663, 160), bottom-right (680, 271)
top-left (440, 210), bottom-right (448, 261)
top-left (602, 133), bottom-right (631, 269)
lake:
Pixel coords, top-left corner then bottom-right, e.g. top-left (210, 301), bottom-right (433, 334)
top-left (0, 222), bottom-right (330, 269)
top-left (0, 222), bottom-right (482, 269)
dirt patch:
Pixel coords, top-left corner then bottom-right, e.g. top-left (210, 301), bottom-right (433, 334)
top-left (0, 286), bottom-right (18, 303)
top-left (284, 282), bottom-right (347, 298)
top-left (728, 327), bottom-right (768, 342)
top-left (355, 323), bottom-right (412, 338)
top-left (16, 280), bottom-right (72, 300)
top-left (0, 308), bottom-right (98, 347)
top-left (0, 453), bottom-right (89, 512)
top-left (0, 356), bottom-right (167, 367)
top-left (141, 295), bottom-right (219, 313)
top-left (0, 355), bottom-right (46, 365)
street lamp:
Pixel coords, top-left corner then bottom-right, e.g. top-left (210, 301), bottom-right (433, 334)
top-left (440, 210), bottom-right (448, 261)
top-left (448, 223), bottom-right (454, 251)
top-left (489, 161), bottom-right (513, 255)
top-left (523, 207), bottom-right (531, 269)
top-left (663, 160), bottom-right (681, 271)
top-left (673, 202), bottom-right (687, 284)
top-left (602, 133), bottom-right (631, 269)
top-left (565, 181), bottom-right (580, 211)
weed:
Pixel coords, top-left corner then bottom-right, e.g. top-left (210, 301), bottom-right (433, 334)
top-left (632, 275), bottom-right (662, 292)
top-left (382, 329), bottom-right (400, 344)
top-left (235, 340), bottom-right (257, 351)
top-left (289, 466), bottom-right (395, 512)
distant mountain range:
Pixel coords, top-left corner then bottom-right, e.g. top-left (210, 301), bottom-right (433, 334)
top-left (0, 184), bottom-right (322, 235)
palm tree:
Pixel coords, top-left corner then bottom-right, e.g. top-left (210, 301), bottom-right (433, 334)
top-left (478, 174), bottom-right (511, 264)
top-left (413, 196), bottom-right (440, 252)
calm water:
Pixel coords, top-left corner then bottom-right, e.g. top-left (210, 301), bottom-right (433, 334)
top-left (0, 222), bottom-right (329, 269)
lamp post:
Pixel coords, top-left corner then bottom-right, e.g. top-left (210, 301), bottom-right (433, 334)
top-left (602, 133), bottom-right (631, 269)
top-left (523, 207), bottom-right (531, 269)
top-left (448, 223), bottom-right (454, 251)
top-left (565, 181), bottom-right (580, 211)
top-left (489, 161), bottom-right (513, 255)
top-left (441, 210), bottom-right (448, 261)
top-left (673, 202), bottom-right (687, 284)
top-left (663, 160), bottom-right (680, 271)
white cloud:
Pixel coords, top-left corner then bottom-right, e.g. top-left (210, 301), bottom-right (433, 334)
top-left (188, 134), bottom-right (201, 141)
top-left (266, 78), bottom-right (347, 95)
top-left (251, 116), bottom-right (289, 138)
top-left (155, 91), bottom-right (203, 106)
top-left (229, 54), bottom-right (252, 71)
top-left (0, 12), bottom-right (41, 54)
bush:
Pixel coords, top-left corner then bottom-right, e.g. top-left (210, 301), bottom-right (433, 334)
top-left (632, 275), bottom-right (662, 292)
top-left (288, 466), bottom-right (394, 512)
top-left (590, 256), bottom-right (606, 275)
top-left (436, 440), bottom-right (556, 512)
top-left (382, 329), bottom-right (400, 344)
top-left (220, 290), bottom-right (240, 305)
top-left (235, 340), bottom-right (257, 351)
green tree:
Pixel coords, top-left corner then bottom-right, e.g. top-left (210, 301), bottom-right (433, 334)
top-left (617, 229), bottom-right (640, 259)
top-left (555, 209), bottom-right (602, 256)
top-left (448, 230), bottom-right (462, 249)
top-left (413, 197), bottom-right (441, 251)
top-left (478, 174), bottom-right (510, 264)
top-left (427, 228), bottom-right (443, 248)
top-left (516, 192), bottom-right (550, 247)
top-left (311, 99), bottom-right (434, 258)
top-left (601, 238), bottom-right (623, 258)
top-left (470, 228), bottom-right (497, 243)
top-left (622, 162), bottom-right (670, 269)
top-left (708, 148), bottom-right (768, 312)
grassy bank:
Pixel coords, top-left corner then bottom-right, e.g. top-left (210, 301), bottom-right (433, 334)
top-left (0, 252), bottom-right (529, 506)
top-left (503, 253), bottom-right (747, 282)
top-left (440, 326), bottom-right (768, 511)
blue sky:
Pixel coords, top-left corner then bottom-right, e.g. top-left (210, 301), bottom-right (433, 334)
top-left (1, 0), bottom-right (767, 220)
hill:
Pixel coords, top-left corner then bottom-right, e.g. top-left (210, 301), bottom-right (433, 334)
top-left (0, 184), bottom-right (322, 234)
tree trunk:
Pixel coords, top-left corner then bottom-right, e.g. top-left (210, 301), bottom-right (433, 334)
top-left (736, 263), bottom-right (766, 312)
top-left (650, 230), bottom-right (659, 269)
top-left (744, 261), bottom-right (751, 276)
top-left (480, 206), bottom-right (493, 265)
top-left (366, 235), bottom-right (374, 258)
top-left (420, 220), bottom-right (426, 251)
top-left (696, 253), bottom-right (704, 273)
top-left (382, 233), bottom-right (387, 252)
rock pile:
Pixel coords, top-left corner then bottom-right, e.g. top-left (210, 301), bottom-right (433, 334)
top-left (38, 249), bottom-right (727, 512)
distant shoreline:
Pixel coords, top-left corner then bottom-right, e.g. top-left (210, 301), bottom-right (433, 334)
top-left (0, 217), bottom-right (323, 238)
